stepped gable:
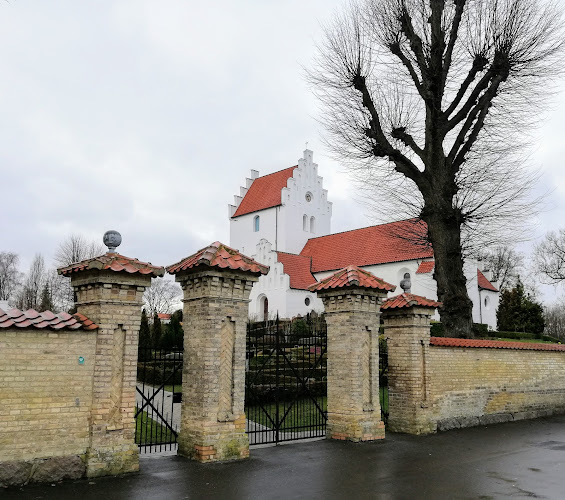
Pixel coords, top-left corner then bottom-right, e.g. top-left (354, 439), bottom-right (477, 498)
top-left (232, 166), bottom-right (296, 217)
top-left (0, 307), bottom-right (98, 330)
top-left (381, 293), bottom-right (441, 310)
top-left (416, 260), bottom-right (435, 274)
top-left (431, 337), bottom-right (565, 351)
top-left (300, 219), bottom-right (433, 273)
top-left (308, 265), bottom-right (396, 292)
top-left (276, 252), bottom-right (315, 290)
top-left (477, 269), bottom-right (498, 292)
top-left (167, 241), bottom-right (269, 275)
top-left (58, 253), bottom-right (164, 277)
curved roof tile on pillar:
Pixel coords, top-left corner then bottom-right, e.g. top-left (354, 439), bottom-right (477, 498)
top-left (57, 253), bottom-right (165, 278)
top-left (167, 241), bottom-right (269, 276)
top-left (308, 265), bottom-right (396, 292)
top-left (381, 293), bottom-right (441, 310)
top-left (0, 307), bottom-right (98, 330)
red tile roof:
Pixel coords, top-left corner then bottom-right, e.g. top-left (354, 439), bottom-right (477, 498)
top-left (0, 308), bottom-right (98, 331)
top-left (300, 219), bottom-right (433, 272)
top-left (167, 241), bottom-right (269, 275)
top-left (232, 166), bottom-right (296, 217)
top-left (58, 253), bottom-right (164, 278)
top-left (381, 293), bottom-right (441, 310)
top-left (478, 269), bottom-right (498, 292)
top-left (308, 265), bottom-right (396, 292)
top-left (416, 260), bottom-right (435, 274)
top-left (430, 337), bottom-right (565, 351)
top-left (157, 313), bottom-right (171, 321)
top-left (276, 252), bottom-right (316, 290)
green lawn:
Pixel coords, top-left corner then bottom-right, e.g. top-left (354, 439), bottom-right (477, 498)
top-left (135, 410), bottom-right (176, 445)
top-left (245, 387), bottom-right (389, 430)
top-left (487, 337), bottom-right (559, 344)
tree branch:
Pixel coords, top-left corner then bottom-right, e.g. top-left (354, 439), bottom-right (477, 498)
top-left (389, 41), bottom-right (425, 98)
top-left (391, 126), bottom-right (425, 159)
top-left (442, 0), bottom-right (467, 91)
top-left (399, 6), bottom-right (428, 75)
top-left (353, 73), bottom-right (422, 184)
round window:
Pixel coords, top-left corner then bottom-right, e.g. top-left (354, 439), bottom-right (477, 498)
top-left (305, 297), bottom-right (311, 306)
top-left (305, 192), bottom-right (312, 202)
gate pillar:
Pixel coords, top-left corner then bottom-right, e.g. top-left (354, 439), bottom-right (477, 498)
top-left (309, 266), bottom-right (394, 442)
top-left (58, 231), bottom-right (164, 477)
top-left (381, 294), bottom-right (440, 435)
top-left (167, 242), bottom-right (268, 462)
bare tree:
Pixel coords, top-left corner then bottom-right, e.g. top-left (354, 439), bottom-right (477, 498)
top-left (143, 277), bottom-right (182, 317)
top-left (479, 245), bottom-right (524, 291)
top-left (15, 254), bottom-right (47, 311)
top-left (0, 252), bottom-right (22, 303)
top-left (543, 298), bottom-right (565, 340)
top-left (309, 0), bottom-right (564, 336)
top-left (54, 234), bottom-right (105, 267)
top-left (533, 229), bottom-right (565, 284)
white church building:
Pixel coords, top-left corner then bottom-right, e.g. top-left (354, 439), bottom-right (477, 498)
top-left (228, 149), bottom-right (499, 329)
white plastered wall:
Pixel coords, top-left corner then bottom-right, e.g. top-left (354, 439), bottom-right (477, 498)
top-left (248, 239), bottom-right (324, 319)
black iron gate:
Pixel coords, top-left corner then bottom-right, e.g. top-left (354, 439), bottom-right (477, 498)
top-left (245, 315), bottom-right (327, 445)
top-left (135, 346), bottom-right (183, 453)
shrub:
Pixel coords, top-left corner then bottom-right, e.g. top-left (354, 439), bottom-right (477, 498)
top-left (430, 322), bottom-right (445, 337)
top-left (472, 323), bottom-right (489, 338)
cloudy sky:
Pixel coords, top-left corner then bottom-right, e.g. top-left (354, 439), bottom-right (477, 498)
top-left (1, 1), bottom-right (565, 301)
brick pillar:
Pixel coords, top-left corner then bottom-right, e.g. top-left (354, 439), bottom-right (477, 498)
top-left (318, 287), bottom-right (387, 441)
top-left (63, 253), bottom-right (163, 477)
top-left (173, 269), bottom-right (258, 461)
top-left (167, 242), bottom-right (267, 462)
top-left (381, 299), bottom-right (437, 435)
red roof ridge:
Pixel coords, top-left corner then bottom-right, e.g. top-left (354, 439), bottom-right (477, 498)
top-left (477, 269), bottom-right (498, 292)
top-left (308, 265), bottom-right (396, 293)
top-left (167, 241), bottom-right (269, 276)
top-left (232, 166), bottom-right (297, 218)
top-left (381, 293), bottom-right (441, 310)
top-left (430, 337), bottom-right (565, 351)
top-left (303, 217), bottom-right (423, 242)
top-left (0, 307), bottom-right (98, 331)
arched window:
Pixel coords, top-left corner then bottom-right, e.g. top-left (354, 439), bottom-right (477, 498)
top-left (303, 214), bottom-right (308, 231)
top-left (310, 216), bottom-right (316, 233)
top-left (254, 215), bottom-right (260, 232)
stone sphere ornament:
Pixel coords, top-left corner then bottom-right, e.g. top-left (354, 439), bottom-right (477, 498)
top-left (400, 272), bottom-right (412, 294)
top-left (103, 230), bottom-right (122, 253)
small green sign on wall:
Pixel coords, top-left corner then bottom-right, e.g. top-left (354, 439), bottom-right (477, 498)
top-left (78, 356), bottom-right (85, 365)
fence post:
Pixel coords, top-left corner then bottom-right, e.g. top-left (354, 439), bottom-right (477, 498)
top-left (167, 242), bottom-right (267, 462)
top-left (59, 233), bottom-right (164, 477)
top-left (309, 266), bottom-right (393, 442)
top-left (381, 294), bottom-right (440, 435)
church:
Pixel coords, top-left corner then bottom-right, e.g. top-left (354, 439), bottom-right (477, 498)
top-left (228, 149), bottom-right (499, 329)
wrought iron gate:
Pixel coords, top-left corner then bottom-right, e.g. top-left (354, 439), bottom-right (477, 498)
top-left (135, 346), bottom-right (183, 453)
top-left (245, 315), bottom-right (327, 445)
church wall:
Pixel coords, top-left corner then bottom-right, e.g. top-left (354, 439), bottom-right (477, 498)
top-left (230, 207), bottom-right (277, 260)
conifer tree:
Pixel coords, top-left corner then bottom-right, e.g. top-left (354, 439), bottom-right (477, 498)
top-left (138, 309), bottom-right (152, 360)
top-left (152, 312), bottom-right (163, 349)
top-left (497, 280), bottom-right (545, 335)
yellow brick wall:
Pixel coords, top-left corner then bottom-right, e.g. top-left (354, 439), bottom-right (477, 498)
top-left (0, 328), bottom-right (96, 462)
top-left (428, 346), bottom-right (565, 430)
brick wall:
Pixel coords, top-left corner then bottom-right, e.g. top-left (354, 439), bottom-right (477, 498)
top-left (0, 328), bottom-right (97, 484)
top-left (428, 344), bottom-right (565, 431)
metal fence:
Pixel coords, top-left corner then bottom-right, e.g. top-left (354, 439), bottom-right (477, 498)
top-left (245, 316), bottom-right (327, 445)
top-left (135, 346), bottom-right (183, 453)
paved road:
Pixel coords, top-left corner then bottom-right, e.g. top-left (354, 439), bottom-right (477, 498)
top-left (9, 414), bottom-right (565, 499)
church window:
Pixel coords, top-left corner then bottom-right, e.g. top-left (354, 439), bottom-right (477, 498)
top-left (305, 192), bottom-right (312, 202)
top-left (305, 297), bottom-right (311, 306)
top-left (310, 216), bottom-right (316, 233)
top-left (303, 214), bottom-right (308, 231)
top-left (254, 215), bottom-right (260, 232)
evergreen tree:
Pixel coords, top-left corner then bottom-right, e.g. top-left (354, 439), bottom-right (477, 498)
top-left (497, 280), bottom-right (545, 335)
top-left (160, 310), bottom-right (184, 351)
top-left (138, 309), bottom-right (152, 360)
top-left (152, 312), bottom-right (163, 349)
top-left (38, 283), bottom-right (53, 312)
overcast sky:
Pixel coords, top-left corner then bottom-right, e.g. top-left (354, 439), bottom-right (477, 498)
top-left (1, 1), bottom-right (565, 302)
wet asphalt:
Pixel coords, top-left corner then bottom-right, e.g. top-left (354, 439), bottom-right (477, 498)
top-left (3, 414), bottom-right (565, 500)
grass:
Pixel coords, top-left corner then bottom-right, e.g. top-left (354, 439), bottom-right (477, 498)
top-left (245, 387), bottom-right (389, 431)
top-left (135, 410), bottom-right (176, 445)
top-left (486, 337), bottom-right (559, 344)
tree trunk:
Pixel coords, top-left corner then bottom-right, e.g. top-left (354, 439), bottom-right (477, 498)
top-left (422, 205), bottom-right (474, 338)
